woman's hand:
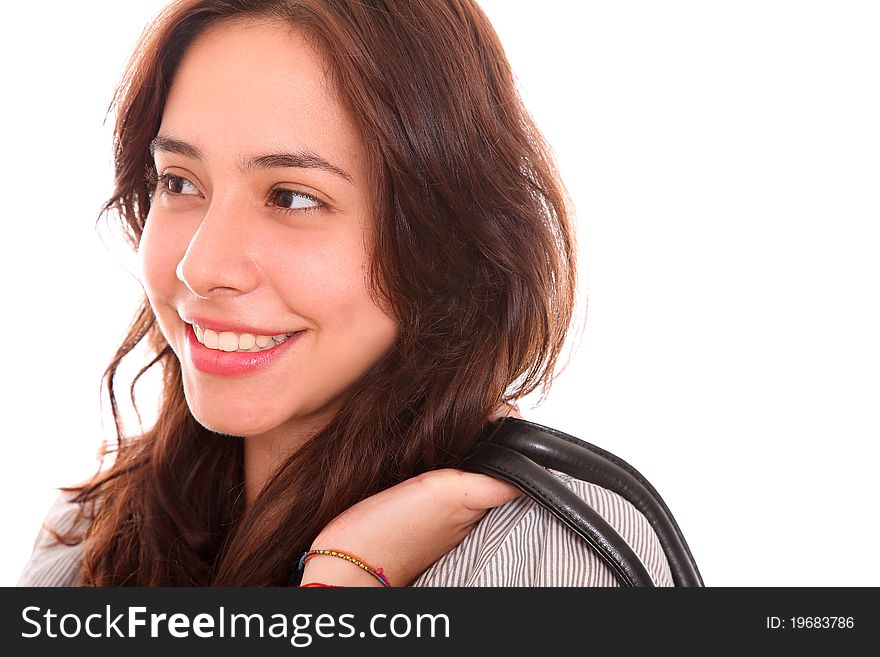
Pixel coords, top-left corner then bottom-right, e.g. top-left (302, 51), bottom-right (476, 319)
top-left (301, 402), bottom-right (524, 587)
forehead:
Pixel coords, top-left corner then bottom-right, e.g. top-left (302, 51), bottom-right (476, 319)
top-left (159, 18), bottom-right (363, 172)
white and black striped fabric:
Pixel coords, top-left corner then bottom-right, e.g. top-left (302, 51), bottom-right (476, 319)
top-left (17, 491), bottom-right (89, 587)
top-left (17, 469), bottom-right (673, 587)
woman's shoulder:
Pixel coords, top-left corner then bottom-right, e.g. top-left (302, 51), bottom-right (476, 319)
top-left (411, 467), bottom-right (675, 587)
top-left (17, 490), bottom-right (90, 587)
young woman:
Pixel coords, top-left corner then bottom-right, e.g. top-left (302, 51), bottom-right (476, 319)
top-left (17, 0), bottom-right (673, 587)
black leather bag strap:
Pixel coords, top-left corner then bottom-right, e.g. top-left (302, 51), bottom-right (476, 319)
top-left (458, 417), bottom-right (704, 587)
top-left (461, 441), bottom-right (656, 587)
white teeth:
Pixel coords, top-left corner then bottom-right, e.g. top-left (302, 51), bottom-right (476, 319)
top-left (239, 333), bottom-right (256, 350)
top-left (192, 324), bottom-right (297, 353)
top-left (203, 329), bottom-right (219, 349)
top-left (218, 332), bottom-right (239, 352)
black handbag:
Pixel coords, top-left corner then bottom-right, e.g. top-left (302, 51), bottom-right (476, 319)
top-left (457, 417), bottom-right (704, 587)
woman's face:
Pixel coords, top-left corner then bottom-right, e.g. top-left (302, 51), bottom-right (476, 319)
top-left (140, 19), bottom-right (398, 441)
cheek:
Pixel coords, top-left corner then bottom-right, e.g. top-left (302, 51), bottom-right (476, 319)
top-left (265, 231), bottom-right (366, 310)
top-left (138, 214), bottom-right (189, 306)
top-left (270, 233), bottom-right (396, 337)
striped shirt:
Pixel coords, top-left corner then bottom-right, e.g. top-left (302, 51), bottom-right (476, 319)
top-left (17, 469), bottom-right (674, 587)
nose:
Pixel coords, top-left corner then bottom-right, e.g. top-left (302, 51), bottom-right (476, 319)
top-left (176, 198), bottom-right (260, 299)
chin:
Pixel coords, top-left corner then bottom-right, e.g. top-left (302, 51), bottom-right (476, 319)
top-left (193, 417), bottom-right (259, 437)
top-left (185, 400), bottom-right (283, 438)
top-left (182, 383), bottom-right (342, 440)
top-left (191, 415), bottom-right (271, 438)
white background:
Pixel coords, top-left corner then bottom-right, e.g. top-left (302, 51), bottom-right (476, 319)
top-left (1, 1), bottom-right (878, 586)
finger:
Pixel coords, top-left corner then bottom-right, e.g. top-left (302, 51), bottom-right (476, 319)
top-left (453, 471), bottom-right (523, 510)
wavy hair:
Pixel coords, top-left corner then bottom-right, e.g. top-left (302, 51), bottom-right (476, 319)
top-left (54, 0), bottom-right (578, 586)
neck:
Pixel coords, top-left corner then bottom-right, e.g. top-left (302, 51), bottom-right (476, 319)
top-left (242, 415), bottom-right (332, 509)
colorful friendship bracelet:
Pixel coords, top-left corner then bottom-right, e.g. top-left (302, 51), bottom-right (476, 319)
top-left (299, 582), bottom-right (345, 588)
top-left (297, 548), bottom-right (392, 587)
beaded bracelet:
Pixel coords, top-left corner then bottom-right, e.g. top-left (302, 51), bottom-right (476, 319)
top-left (297, 549), bottom-right (392, 587)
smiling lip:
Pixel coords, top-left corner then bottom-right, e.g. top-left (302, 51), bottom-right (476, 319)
top-left (180, 314), bottom-right (301, 336)
top-left (184, 322), bottom-right (304, 376)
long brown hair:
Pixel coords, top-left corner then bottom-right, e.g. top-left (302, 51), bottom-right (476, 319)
top-left (56, 0), bottom-right (577, 586)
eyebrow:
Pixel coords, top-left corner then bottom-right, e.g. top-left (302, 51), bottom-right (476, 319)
top-left (149, 135), bottom-right (353, 183)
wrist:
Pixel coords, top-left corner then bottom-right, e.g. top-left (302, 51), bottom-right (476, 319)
top-left (299, 547), bottom-right (392, 587)
top-left (301, 557), bottom-right (385, 587)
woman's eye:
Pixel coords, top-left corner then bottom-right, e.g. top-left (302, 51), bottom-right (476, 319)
top-left (157, 173), bottom-right (199, 196)
top-left (151, 173), bottom-right (323, 214)
top-left (270, 188), bottom-right (324, 213)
